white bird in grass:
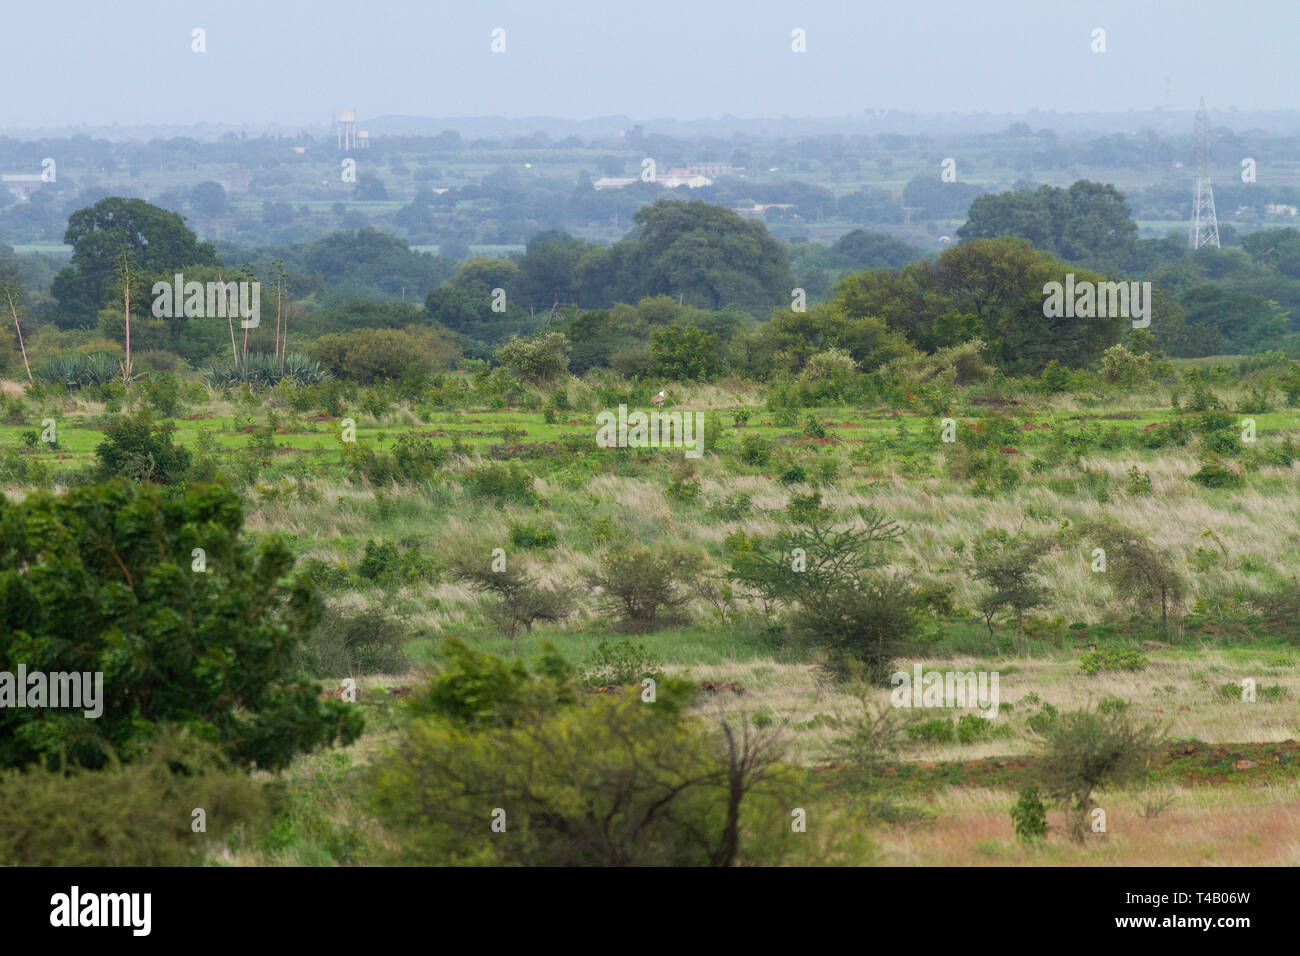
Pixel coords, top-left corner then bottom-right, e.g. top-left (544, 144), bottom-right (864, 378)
top-left (651, 390), bottom-right (667, 406)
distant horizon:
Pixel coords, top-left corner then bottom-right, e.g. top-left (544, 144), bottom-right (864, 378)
top-left (5, 105), bottom-right (1296, 145)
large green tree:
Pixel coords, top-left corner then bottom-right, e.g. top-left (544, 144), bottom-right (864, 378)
top-left (835, 237), bottom-right (1138, 372)
top-left (958, 180), bottom-right (1138, 268)
top-left (51, 197), bottom-right (221, 328)
top-left (0, 479), bottom-right (362, 771)
top-left (612, 200), bottom-right (793, 316)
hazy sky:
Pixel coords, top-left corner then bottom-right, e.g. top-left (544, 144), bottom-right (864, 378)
top-left (2, 0), bottom-right (1296, 129)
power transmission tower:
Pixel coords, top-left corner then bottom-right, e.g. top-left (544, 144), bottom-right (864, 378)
top-left (1189, 98), bottom-right (1220, 249)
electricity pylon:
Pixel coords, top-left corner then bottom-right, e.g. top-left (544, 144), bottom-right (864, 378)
top-left (1189, 98), bottom-right (1220, 250)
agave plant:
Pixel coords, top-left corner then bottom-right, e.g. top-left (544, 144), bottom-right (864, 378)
top-left (35, 351), bottom-right (122, 390)
top-left (203, 351), bottom-right (330, 389)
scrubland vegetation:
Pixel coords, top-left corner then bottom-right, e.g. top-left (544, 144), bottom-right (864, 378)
top-left (3, 321), bottom-right (1298, 865)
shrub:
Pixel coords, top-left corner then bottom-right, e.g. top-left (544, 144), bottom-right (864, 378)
top-left (587, 544), bottom-right (701, 632)
top-left (956, 712), bottom-right (994, 744)
top-left (970, 529), bottom-right (1055, 638)
top-left (465, 461), bottom-right (536, 505)
top-left (650, 324), bottom-right (723, 381)
top-left (708, 492), bottom-right (752, 521)
top-left (739, 435), bottom-right (772, 465)
top-left (1010, 786), bottom-right (1049, 844)
top-left (93, 407), bottom-right (193, 485)
top-left (1079, 648), bottom-right (1148, 675)
top-left (790, 575), bottom-right (921, 683)
top-left (579, 639), bottom-right (664, 686)
top-left (0, 732), bottom-right (266, 865)
top-left (778, 464), bottom-right (808, 485)
top-left (0, 479), bottom-right (363, 770)
top-left (508, 519), bottom-right (558, 550)
top-left (356, 538), bottom-right (437, 587)
top-left (728, 508), bottom-right (903, 614)
top-left (297, 605), bottom-right (411, 677)
top-left (496, 332), bottom-right (571, 384)
top-left (1075, 519), bottom-right (1184, 626)
top-left (346, 433), bottom-right (448, 485)
top-left (1190, 463), bottom-right (1243, 488)
top-left (1126, 466), bottom-right (1153, 495)
top-left (1033, 704), bottom-right (1164, 841)
top-left (450, 556), bottom-right (573, 642)
top-left (310, 326), bottom-right (459, 383)
top-left (371, 648), bottom-right (794, 866)
top-left (906, 718), bottom-right (955, 744)
top-left (35, 351), bottom-right (121, 389)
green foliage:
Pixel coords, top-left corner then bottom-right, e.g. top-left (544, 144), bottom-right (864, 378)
top-left (587, 543), bottom-right (702, 632)
top-left (1033, 703), bottom-right (1163, 841)
top-left (35, 351), bottom-right (121, 389)
top-left (204, 352), bottom-right (329, 389)
top-left (0, 479), bottom-right (363, 770)
top-left (1010, 786), bottom-right (1049, 844)
top-left (310, 326), bottom-right (459, 383)
top-left (650, 324), bottom-right (723, 381)
top-left (507, 519), bottom-right (558, 550)
top-left (356, 538), bottom-right (437, 587)
top-left (496, 331), bottom-right (571, 384)
top-left (739, 435), bottom-right (773, 465)
top-left (1126, 466), bottom-right (1153, 495)
top-left (956, 712), bottom-right (995, 744)
top-left (93, 407), bottom-right (193, 485)
top-left (790, 575), bottom-right (921, 683)
top-left (450, 555), bottom-right (574, 640)
top-left (372, 641), bottom-right (794, 866)
top-left (728, 508), bottom-right (902, 613)
top-left (407, 638), bottom-right (572, 728)
top-left (0, 732), bottom-right (266, 865)
top-left (346, 433), bottom-right (448, 485)
top-left (297, 605), bottom-right (411, 677)
top-left (579, 639), bottom-right (664, 686)
top-left (1076, 518), bottom-right (1183, 624)
top-left (907, 718), bottom-right (955, 743)
top-left (1190, 463), bottom-right (1243, 488)
top-left (970, 529), bottom-right (1055, 636)
top-left (465, 461), bottom-right (536, 505)
top-left (1079, 648), bottom-right (1148, 675)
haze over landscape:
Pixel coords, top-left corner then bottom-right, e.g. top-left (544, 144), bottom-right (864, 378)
top-left (1, 1), bottom-right (1299, 912)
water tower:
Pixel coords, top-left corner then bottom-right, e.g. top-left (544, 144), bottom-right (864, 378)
top-left (337, 109), bottom-right (356, 150)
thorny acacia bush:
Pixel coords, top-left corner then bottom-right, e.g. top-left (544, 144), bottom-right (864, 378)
top-left (587, 543), bottom-right (702, 632)
top-left (373, 640), bottom-right (796, 865)
top-left (0, 731), bottom-right (267, 866)
top-left (1032, 703), bottom-right (1166, 842)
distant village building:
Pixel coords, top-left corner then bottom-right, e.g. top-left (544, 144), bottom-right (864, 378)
top-left (1, 174), bottom-right (43, 201)
top-left (734, 203), bottom-right (795, 218)
top-left (1266, 203), bottom-right (1298, 216)
top-left (687, 162), bottom-right (737, 178)
top-left (659, 170), bottom-right (713, 189)
top-left (592, 171), bottom-right (714, 190)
